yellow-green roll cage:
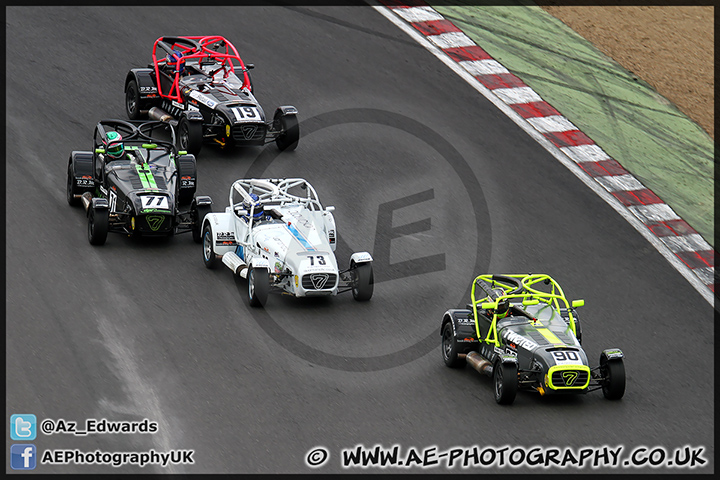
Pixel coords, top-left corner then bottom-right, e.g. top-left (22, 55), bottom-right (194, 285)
top-left (470, 273), bottom-right (584, 347)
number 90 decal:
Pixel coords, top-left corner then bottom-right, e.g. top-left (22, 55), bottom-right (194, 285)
top-left (551, 350), bottom-right (582, 365)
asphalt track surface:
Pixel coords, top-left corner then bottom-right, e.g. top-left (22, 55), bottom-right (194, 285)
top-left (5, 6), bottom-right (714, 474)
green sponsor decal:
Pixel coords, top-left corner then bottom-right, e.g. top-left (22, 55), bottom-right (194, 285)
top-left (142, 208), bottom-right (172, 213)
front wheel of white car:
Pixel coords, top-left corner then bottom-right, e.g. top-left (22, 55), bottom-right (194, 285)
top-left (351, 261), bottom-right (373, 301)
top-left (248, 267), bottom-right (270, 308)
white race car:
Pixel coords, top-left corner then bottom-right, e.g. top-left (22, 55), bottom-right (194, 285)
top-left (201, 178), bottom-right (374, 307)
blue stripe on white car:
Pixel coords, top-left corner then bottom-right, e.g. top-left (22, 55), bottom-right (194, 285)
top-left (286, 224), bottom-right (315, 251)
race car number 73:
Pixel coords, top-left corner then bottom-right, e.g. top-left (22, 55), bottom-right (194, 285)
top-left (307, 255), bottom-right (326, 265)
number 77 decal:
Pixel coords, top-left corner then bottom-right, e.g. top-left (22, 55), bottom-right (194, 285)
top-left (141, 195), bottom-right (169, 209)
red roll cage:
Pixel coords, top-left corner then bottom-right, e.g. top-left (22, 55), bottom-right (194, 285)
top-left (151, 35), bottom-right (251, 103)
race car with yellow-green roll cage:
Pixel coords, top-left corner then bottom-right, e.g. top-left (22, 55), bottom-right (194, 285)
top-left (440, 274), bottom-right (625, 405)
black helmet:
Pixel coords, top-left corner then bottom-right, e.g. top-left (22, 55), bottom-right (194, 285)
top-left (496, 298), bottom-right (510, 317)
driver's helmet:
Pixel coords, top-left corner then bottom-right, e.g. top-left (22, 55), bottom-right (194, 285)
top-left (167, 49), bottom-right (185, 74)
top-left (242, 193), bottom-right (264, 220)
top-left (496, 298), bottom-right (510, 318)
top-left (105, 131), bottom-right (124, 159)
top-left (492, 288), bottom-right (510, 318)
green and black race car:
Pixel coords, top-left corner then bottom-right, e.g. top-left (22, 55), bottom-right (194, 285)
top-left (66, 119), bottom-right (212, 245)
top-left (440, 273), bottom-right (626, 405)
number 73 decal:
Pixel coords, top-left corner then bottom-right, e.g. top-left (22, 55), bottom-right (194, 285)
top-left (140, 195), bottom-right (169, 210)
top-left (307, 255), bottom-right (326, 266)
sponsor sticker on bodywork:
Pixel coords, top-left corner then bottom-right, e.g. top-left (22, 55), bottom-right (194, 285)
top-left (503, 330), bottom-right (539, 351)
top-left (188, 90), bottom-right (217, 108)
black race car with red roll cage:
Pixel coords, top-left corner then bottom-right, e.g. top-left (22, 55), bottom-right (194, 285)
top-left (66, 119), bottom-right (213, 246)
top-left (123, 35), bottom-right (299, 156)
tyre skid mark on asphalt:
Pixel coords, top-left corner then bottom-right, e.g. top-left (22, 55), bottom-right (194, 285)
top-left (96, 313), bottom-right (182, 473)
top-left (373, 0), bottom-right (715, 304)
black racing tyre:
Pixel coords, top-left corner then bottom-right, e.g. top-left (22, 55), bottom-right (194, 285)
top-left (246, 69), bottom-right (254, 94)
top-left (202, 222), bottom-right (219, 268)
top-left (66, 161), bottom-right (80, 206)
top-left (178, 117), bottom-right (203, 156)
top-left (275, 113), bottom-right (299, 151)
top-left (351, 261), bottom-right (373, 301)
top-left (125, 79), bottom-right (144, 120)
top-left (493, 360), bottom-right (518, 405)
top-left (176, 155), bottom-right (197, 206)
top-left (441, 322), bottom-right (464, 368)
top-left (88, 207), bottom-right (109, 246)
top-left (600, 355), bottom-right (626, 400)
top-left (574, 316), bottom-right (583, 345)
top-left (192, 204), bottom-right (212, 244)
top-left (248, 267), bottom-right (269, 308)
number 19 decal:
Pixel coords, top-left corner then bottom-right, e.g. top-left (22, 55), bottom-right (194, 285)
top-left (232, 106), bottom-right (260, 122)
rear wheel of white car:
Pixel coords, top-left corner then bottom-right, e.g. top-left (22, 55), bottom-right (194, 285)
top-left (248, 267), bottom-right (269, 308)
top-left (351, 261), bottom-right (373, 301)
top-left (600, 354), bottom-right (626, 400)
top-left (202, 223), bottom-right (219, 269)
top-left (88, 207), bottom-right (109, 246)
top-left (493, 360), bottom-right (518, 405)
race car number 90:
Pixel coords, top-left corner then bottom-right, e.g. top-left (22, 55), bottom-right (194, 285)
top-left (551, 350), bottom-right (582, 365)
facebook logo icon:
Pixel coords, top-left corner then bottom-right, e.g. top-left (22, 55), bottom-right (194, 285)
top-left (10, 414), bottom-right (36, 440)
top-left (11, 444), bottom-right (36, 470)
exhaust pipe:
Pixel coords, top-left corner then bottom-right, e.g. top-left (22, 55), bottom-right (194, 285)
top-left (148, 107), bottom-right (173, 123)
top-left (222, 251), bottom-right (249, 277)
top-left (81, 192), bottom-right (93, 212)
top-left (466, 351), bottom-right (493, 377)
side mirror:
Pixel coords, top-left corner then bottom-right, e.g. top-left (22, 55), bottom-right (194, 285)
top-left (571, 299), bottom-right (585, 308)
top-left (326, 206), bottom-right (335, 212)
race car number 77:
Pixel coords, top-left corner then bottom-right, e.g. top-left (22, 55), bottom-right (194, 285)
top-left (141, 195), bottom-right (169, 209)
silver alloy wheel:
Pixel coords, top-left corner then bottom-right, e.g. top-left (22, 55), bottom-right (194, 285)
top-left (248, 269), bottom-right (255, 298)
top-left (203, 231), bottom-right (212, 260)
